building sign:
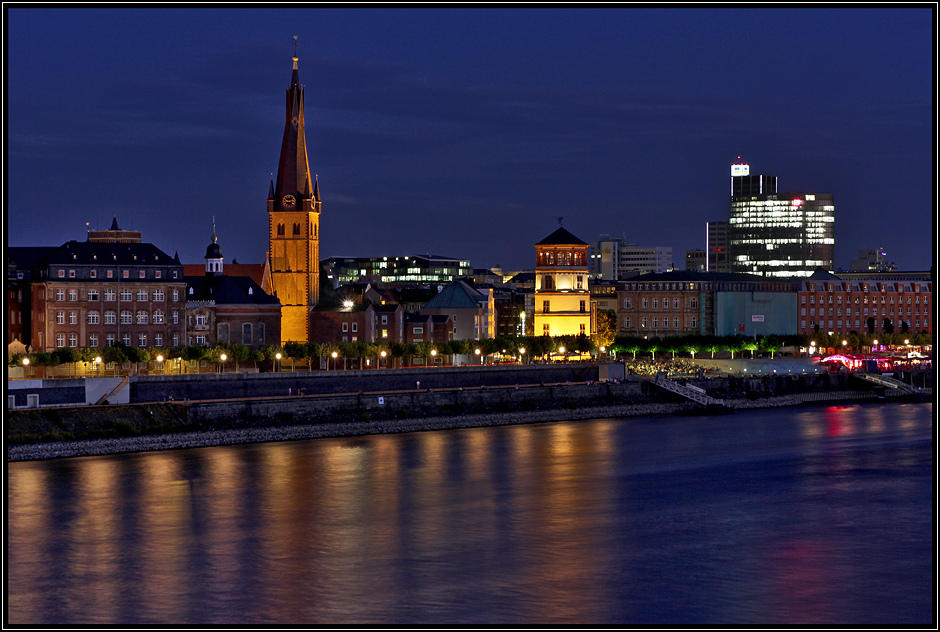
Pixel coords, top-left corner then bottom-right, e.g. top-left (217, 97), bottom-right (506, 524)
top-left (739, 324), bottom-right (745, 332)
top-left (751, 315), bottom-right (764, 322)
top-left (731, 164), bottom-right (750, 177)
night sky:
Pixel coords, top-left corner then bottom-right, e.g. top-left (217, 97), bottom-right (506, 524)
top-left (6, 7), bottom-right (935, 274)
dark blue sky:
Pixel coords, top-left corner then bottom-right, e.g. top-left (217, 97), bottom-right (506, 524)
top-left (6, 7), bottom-right (935, 273)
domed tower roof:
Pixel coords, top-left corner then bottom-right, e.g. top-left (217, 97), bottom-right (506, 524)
top-left (205, 218), bottom-right (224, 275)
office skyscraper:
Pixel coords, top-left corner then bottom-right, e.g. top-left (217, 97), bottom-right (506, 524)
top-left (728, 163), bottom-right (834, 277)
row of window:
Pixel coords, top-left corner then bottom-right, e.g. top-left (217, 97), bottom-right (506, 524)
top-left (803, 294), bottom-right (928, 305)
top-left (622, 297), bottom-right (699, 310)
top-left (57, 310), bottom-right (179, 325)
top-left (801, 307), bottom-right (927, 318)
top-left (53, 289), bottom-right (181, 302)
top-left (57, 269), bottom-right (177, 280)
top-left (55, 332), bottom-right (179, 348)
top-left (542, 300), bottom-right (587, 313)
top-left (621, 316), bottom-right (698, 330)
top-left (803, 319), bottom-right (923, 331)
top-left (540, 324), bottom-right (587, 336)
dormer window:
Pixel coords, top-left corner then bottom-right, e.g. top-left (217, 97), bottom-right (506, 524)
top-left (248, 287), bottom-right (253, 295)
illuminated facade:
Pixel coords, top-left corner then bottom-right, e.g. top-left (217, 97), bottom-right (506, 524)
top-left (267, 53), bottom-right (320, 344)
top-left (728, 165), bottom-right (834, 277)
top-left (322, 254), bottom-right (472, 286)
top-left (797, 273), bottom-right (931, 336)
top-left (533, 227), bottom-right (592, 338)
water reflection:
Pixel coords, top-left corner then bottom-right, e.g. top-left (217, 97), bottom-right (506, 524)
top-left (7, 403), bottom-right (932, 625)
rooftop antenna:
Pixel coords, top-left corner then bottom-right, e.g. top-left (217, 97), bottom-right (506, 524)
top-left (556, 216), bottom-right (564, 227)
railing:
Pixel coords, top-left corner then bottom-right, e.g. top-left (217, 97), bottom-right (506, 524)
top-left (852, 372), bottom-right (922, 394)
top-left (653, 372), bottom-right (724, 407)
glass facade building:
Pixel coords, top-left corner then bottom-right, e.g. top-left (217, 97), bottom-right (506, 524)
top-left (322, 254), bottom-right (472, 286)
top-left (728, 165), bottom-right (834, 278)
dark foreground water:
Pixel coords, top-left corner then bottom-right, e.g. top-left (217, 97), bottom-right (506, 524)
top-left (7, 402), bottom-right (933, 625)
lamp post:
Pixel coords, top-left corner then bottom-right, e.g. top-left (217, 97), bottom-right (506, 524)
top-left (519, 348), bottom-right (525, 364)
top-left (380, 350), bottom-right (387, 369)
top-left (275, 352), bottom-right (281, 373)
top-left (331, 351), bottom-right (338, 371)
top-left (22, 357), bottom-right (29, 380)
top-left (95, 356), bottom-right (102, 378)
top-left (430, 348), bottom-right (437, 367)
top-left (219, 353), bottom-right (226, 375)
top-left (156, 354), bottom-right (164, 376)
top-left (475, 348), bottom-right (481, 366)
top-left (558, 346), bottom-right (565, 363)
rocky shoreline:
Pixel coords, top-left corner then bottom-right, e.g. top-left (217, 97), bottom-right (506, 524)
top-left (6, 390), bottom-right (900, 462)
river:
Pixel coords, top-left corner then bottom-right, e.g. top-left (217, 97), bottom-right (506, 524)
top-left (6, 402), bottom-right (933, 625)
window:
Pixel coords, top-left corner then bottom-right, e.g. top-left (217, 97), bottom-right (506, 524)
top-left (810, 308), bottom-right (815, 317)
top-left (172, 289), bottom-right (179, 302)
top-left (642, 298), bottom-right (649, 309)
top-left (106, 334), bottom-right (115, 347)
top-left (155, 270), bottom-right (162, 279)
top-left (641, 317), bottom-right (648, 328)
top-left (107, 270), bottom-right (113, 278)
top-left (543, 324), bottom-right (550, 336)
top-left (137, 311), bottom-right (149, 324)
top-left (690, 298), bottom-right (698, 309)
top-left (242, 323), bottom-right (252, 344)
top-left (69, 333), bottom-right (77, 348)
top-left (542, 300), bottom-right (550, 313)
top-left (382, 329), bottom-right (388, 338)
top-left (218, 323), bottom-right (228, 343)
top-left (196, 335), bottom-right (206, 346)
top-left (623, 298), bottom-right (632, 309)
top-left (623, 317), bottom-right (631, 328)
top-left (674, 317), bottom-right (680, 329)
top-left (89, 334), bottom-right (98, 348)
top-left (154, 334), bottom-right (163, 347)
top-left (69, 290), bottom-right (78, 301)
top-left (138, 334), bottom-right (147, 347)
top-left (801, 295), bottom-right (806, 304)
top-left (56, 311), bottom-right (65, 324)
top-left (691, 317), bottom-right (697, 328)
top-left (56, 333), bottom-right (65, 347)
top-left (153, 290), bottom-right (164, 301)
top-left (123, 270), bottom-right (129, 279)
top-left (351, 322), bottom-right (358, 332)
top-left (121, 310), bottom-right (133, 325)
top-left (413, 327), bottom-right (424, 334)
top-left (88, 289), bottom-right (99, 301)
top-left (172, 333), bottom-right (179, 347)
top-left (652, 317), bottom-right (659, 328)
top-left (172, 311), bottom-right (179, 324)
top-left (292, 223), bottom-right (301, 235)
top-left (137, 290), bottom-right (147, 301)
top-left (105, 311), bottom-right (116, 324)
top-left (58, 269), bottom-right (65, 278)
top-left (579, 300), bottom-right (586, 313)
top-left (55, 289), bottom-right (65, 301)
top-left (801, 308), bottom-right (806, 316)
top-left (139, 270), bottom-right (145, 279)
top-left (120, 289), bottom-right (132, 301)
top-left (342, 322), bottom-right (348, 332)
top-left (153, 310), bottom-right (164, 324)
top-left (68, 311), bottom-right (77, 324)
top-left (196, 314), bottom-right (206, 326)
top-left (674, 298), bottom-right (680, 310)
top-left (277, 223), bottom-right (285, 236)
top-left (580, 323), bottom-right (586, 335)
top-left (576, 275), bottom-right (584, 289)
top-left (652, 298), bottom-right (659, 309)
top-left (104, 289), bottom-right (115, 301)
top-left (87, 311), bottom-right (99, 325)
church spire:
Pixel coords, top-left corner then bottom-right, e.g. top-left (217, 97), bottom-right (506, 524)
top-left (273, 41), bottom-right (315, 213)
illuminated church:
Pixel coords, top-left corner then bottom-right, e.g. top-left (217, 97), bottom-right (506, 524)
top-left (264, 50), bottom-right (321, 344)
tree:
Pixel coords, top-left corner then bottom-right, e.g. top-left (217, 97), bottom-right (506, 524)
top-left (900, 320), bottom-right (909, 334)
top-left (883, 318), bottom-right (894, 334)
top-left (591, 309), bottom-right (617, 352)
top-left (284, 341), bottom-right (306, 371)
top-left (229, 343), bottom-right (251, 373)
top-left (866, 317), bottom-right (876, 334)
top-left (760, 334), bottom-right (781, 359)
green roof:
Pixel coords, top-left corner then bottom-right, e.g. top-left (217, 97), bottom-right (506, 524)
top-left (422, 281), bottom-right (486, 309)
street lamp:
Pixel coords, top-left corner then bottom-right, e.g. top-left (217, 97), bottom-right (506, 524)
top-left (380, 350), bottom-right (387, 368)
top-left (95, 356), bottom-right (102, 378)
top-left (430, 348), bottom-right (437, 366)
top-left (219, 353), bottom-right (226, 374)
top-left (21, 357), bottom-right (28, 380)
top-left (558, 346), bottom-right (565, 363)
top-left (331, 350), bottom-right (338, 371)
top-left (275, 352), bottom-right (282, 373)
top-left (156, 354), bottom-right (164, 376)
top-left (519, 347), bottom-right (525, 364)
top-left (475, 348), bottom-right (481, 365)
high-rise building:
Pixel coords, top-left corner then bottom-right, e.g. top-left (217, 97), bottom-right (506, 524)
top-left (728, 163), bottom-right (834, 277)
top-left (685, 250), bottom-right (707, 271)
top-left (706, 220), bottom-right (730, 272)
top-left (589, 235), bottom-right (673, 279)
top-left (849, 248), bottom-right (896, 272)
top-left (266, 51), bottom-right (321, 344)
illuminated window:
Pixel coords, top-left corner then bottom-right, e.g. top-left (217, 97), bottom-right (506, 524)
top-left (58, 269), bottom-right (65, 278)
top-left (137, 311), bottom-right (149, 324)
top-left (641, 317), bottom-right (648, 328)
top-left (543, 300), bottom-right (550, 313)
top-left (138, 334), bottom-right (147, 347)
top-left (123, 270), bottom-right (129, 279)
top-left (153, 310), bottom-right (164, 324)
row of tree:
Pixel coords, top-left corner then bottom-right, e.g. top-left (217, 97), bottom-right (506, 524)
top-left (9, 330), bottom-right (932, 372)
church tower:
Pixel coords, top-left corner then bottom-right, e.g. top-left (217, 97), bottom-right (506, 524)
top-left (267, 47), bottom-right (321, 344)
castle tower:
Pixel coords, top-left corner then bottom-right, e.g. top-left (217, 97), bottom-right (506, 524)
top-left (533, 224), bottom-right (592, 340)
top-left (267, 49), bottom-right (321, 344)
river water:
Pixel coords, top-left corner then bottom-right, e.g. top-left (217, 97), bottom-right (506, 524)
top-left (7, 402), bottom-right (933, 625)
